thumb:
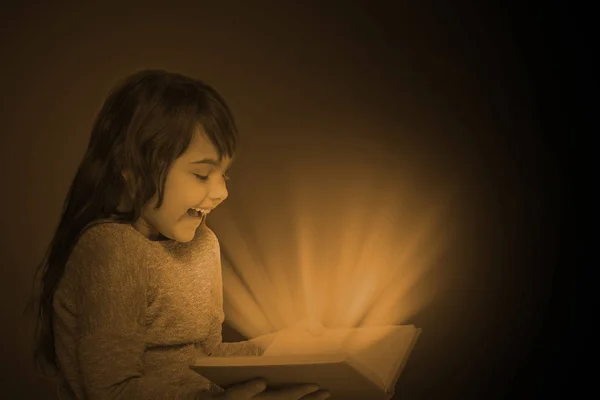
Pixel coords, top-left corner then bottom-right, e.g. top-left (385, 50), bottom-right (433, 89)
top-left (226, 379), bottom-right (267, 399)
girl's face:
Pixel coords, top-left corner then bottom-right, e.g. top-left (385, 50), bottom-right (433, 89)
top-left (126, 127), bottom-right (232, 242)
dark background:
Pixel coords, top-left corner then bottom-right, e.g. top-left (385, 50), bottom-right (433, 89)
top-left (1, 0), bottom-right (576, 398)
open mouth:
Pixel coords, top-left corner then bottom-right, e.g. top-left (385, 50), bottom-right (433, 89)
top-left (187, 208), bottom-right (210, 218)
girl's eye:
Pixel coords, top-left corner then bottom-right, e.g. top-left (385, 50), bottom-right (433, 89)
top-left (194, 174), bottom-right (230, 182)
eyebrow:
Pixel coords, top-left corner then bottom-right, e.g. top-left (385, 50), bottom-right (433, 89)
top-left (190, 158), bottom-right (221, 166)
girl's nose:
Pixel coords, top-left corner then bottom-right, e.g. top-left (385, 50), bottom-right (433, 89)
top-left (209, 179), bottom-right (228, 204)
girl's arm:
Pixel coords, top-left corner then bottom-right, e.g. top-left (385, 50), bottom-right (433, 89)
top-left (199, 248), bottom-right (266, 358)
top-left (201, 321), bottom-right (266, 357)
top-left (73, 229), bottom-right (212, 400)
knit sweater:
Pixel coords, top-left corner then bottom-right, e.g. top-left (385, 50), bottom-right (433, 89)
top-left (52, 218), bottom-right (263, 400)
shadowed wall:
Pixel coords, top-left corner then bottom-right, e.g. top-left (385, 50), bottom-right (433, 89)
top-left (1, 1), bottom-right (571, 398)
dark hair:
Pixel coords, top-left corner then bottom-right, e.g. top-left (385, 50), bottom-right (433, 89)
top-left (22, 69), bottom-right (239, 379)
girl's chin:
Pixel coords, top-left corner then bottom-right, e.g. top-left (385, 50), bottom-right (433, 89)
top-left (173, 232), bottom-right (195, 243)
top-left (169, 223), bottom-right (201, 242)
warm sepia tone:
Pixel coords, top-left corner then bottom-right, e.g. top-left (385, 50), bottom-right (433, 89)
top-left (193, 322), bottom-right (421, 399)
top-left (1, 1), bottom-right (568, 398)
top-left (214, 187), bottom-right (452, 339)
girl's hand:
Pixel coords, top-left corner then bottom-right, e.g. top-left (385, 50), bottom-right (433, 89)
top-left (250, 332), bottom-right (278, 353)
top-left (207, 379), bottom-right (330, 399)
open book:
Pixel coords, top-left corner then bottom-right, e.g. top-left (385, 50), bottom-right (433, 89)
top-left (191, 324), bottom-right (421, 399)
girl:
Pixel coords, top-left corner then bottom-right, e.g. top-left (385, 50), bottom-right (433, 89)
top-left (26, 70), bottom-right (330, 400)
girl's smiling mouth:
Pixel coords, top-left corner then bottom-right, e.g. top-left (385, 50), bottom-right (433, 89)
top-left (187, 207), bottom-right (211, 217)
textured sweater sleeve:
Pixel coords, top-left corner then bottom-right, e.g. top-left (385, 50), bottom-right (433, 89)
top-left (73, 227), bottom-right (203, 400)
top-left (205, 328), bottom-right (264, 357)
top-left (200, 242), bottom-right (264, 358)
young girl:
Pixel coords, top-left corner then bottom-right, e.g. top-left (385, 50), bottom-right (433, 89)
top-left (27, 70), bottom-right (330, 400)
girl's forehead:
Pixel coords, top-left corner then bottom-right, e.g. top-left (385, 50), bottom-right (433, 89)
top-left (185, 130), bottom-right (233, 168)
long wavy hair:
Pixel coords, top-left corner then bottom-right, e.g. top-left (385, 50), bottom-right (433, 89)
top-left (22, 69), bottom-right (239, 380)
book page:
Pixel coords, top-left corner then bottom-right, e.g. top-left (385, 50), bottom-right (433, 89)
top-left (262, 324), bottom-right (418, 390)
top-left (262, 327), bottom-right (351, 356)
top-left (342, 325), bottom-right (418, 391)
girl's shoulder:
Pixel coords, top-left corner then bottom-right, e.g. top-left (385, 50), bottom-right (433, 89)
top-left (79, 219), bottom-right (133, 241)
top-left (65, 221), bottom-right (151, 289)
top-left (71, 220), bottom-right (140, 258)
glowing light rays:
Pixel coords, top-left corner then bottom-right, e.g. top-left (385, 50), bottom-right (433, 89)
top-left (210, 164), bottom-right (450, 339)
